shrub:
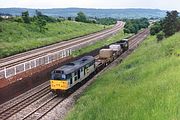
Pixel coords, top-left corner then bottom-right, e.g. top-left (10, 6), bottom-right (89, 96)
top-left (0, 25), bottom-right (3, 32)
top-left (156, 31), bottom-right (165, 42)
top-left (0, 17), bottom-right (3, 21)
top-left (14, 17), bottom-right (23, 23)
top-left (67, 17), bottom-right (72, 21)
top-left (150, 22), bottom-right (162, 35)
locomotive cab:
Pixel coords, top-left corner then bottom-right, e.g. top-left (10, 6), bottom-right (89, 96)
top-left (50, 70), bottom-right (69, 91)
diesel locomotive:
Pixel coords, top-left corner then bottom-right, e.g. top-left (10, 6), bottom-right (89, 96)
top-left (50, 56), bottom-right (96, 94)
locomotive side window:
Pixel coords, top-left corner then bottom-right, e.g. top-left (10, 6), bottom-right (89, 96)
top-left (78, 70), bottom-right (80, 79)
top-left (74, 72), bottom-right (78, 81)
top-left (84, 66), bottom-right (86, 75)
top-left (62, 74), bottom-right (66, 79)
top-left (55, 70), bottom-right (61, 73)
top-left (70, 78), bottom-right (72, 84)
top-left (66, 73), bottom-right (73, 85)
top-left (66, 74), bottom-right (72, 79)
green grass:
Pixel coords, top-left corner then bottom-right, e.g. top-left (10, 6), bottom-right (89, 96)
top-left (72, 30), bottom-right (131, 56)
top-left (0, 21), bottom-right (108, 58)
top-left (66, 32), bottom-right (180, 120)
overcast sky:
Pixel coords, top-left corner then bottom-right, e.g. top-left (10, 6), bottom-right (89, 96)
top-left (0, 0), bottom-right (179, 11)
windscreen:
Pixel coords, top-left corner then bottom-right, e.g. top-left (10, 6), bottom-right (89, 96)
top-left (51, 70), bottom-right (66, 80)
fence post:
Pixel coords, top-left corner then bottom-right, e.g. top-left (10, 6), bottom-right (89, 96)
top-left (69, 49), bottom-right (72, 55)
top-left (64, 50), bottom-right (66, 57)
top-left (29, 61), bottom-right (32, 69)
top-left (47, 55), bottom-right (50, 64)
top-left (23, 63), bottom-right (25, 72)
top-left (14, 66), bottom-right (17, 76)
top-left (4, 68), bottom-right (7, 78)
top-left (35, 59), bottom-right (37, 67)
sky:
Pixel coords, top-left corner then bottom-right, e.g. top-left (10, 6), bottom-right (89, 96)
top-left (0, 0), bottom-right (180, 11)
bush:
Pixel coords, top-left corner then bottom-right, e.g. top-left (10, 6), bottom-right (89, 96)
top-left (67, 17), bottom-right (72, 21)
top-left (0, 17), bottom-right (3, 22)
top-left (156, 31), bottom-right (165, 42)
top-left (0, 25), bottom-right (3, 32)
top-left (123, 28), bottom-right (130, 34)
top-left (14, 17), bottom-right (23, 23)
top-left (150, 22), bottom-right (162, 35)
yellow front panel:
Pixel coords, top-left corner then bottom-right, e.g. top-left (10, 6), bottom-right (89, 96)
top-left (50, 80), bottom-right (68, 90)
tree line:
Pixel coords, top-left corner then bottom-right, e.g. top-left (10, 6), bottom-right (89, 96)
top-left (74, 11), bottom-right (116, 25)
top-left (19, 10), bottom-right (63, 32)
top-left (123, 18), bottom-right (149, 34)
top-left (0, 10), bottom-right (65, 33)
top-left (150, 10), bottom-right (180, 41)
top-left (1, 11), bottom-right (117, 33)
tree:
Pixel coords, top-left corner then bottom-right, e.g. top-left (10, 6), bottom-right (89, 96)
top-left (150, 22), bottom-right (162, 35)
top-left (33, 10), bottom-right (48, 32)
top-left (35, 17), bottom-right (47, 32)
top-left (177, 18), bottom-right (180, 31)
top-left (96, 17), bottom-right (116, 25)
top-left (123, 18), bottom-right (149, 34)
top-left (162, 10), bottom-right (179, 37)
top-left (35, 10), bottom-right (43, 17)
top-left (67, 17), bottom-right (72, 21)
top-left (75, 12), bottom-right (87, 22)
top-left (22, 11), bottom-right (30, 24)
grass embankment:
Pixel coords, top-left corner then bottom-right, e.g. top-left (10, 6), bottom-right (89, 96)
top-left (66, 33), bottom-right (180, 120)
top-left (0, 21), bottom-right (107, 58)
top-left (72, 30), bottom-right (131, 57)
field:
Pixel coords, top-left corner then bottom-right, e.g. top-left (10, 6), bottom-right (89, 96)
top-left (66, 33), bottom-right (180, 120)
top-left (0, 21), bottom-right (107, 58)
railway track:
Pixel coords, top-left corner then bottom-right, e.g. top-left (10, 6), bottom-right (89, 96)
top-left (0, 82), bottom-right (51, 120)
top-left (22, 95), bottom-right (63, 120)
top-left (0, 29), bottom-right (149, 120)
top-left (0, 21), bottom-right (124, 68)
top-left (129, 29), bottom-right (149, 49)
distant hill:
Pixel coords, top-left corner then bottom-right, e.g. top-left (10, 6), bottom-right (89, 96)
top-left (0, 8), bottom-right (166, 19)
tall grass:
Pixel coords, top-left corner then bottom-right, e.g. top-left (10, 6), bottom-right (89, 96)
top-left (66, 33), bottom-right (180, 120)
top-left (0, 21), bottom-right (107, 58)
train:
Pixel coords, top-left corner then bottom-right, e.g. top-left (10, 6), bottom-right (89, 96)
top-left (50, 39), bottom-right (129, 95)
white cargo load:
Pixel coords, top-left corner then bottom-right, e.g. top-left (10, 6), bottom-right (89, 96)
top-left (109, 44), bottom-right (121, 51)
top-left (99, 49), bottom-right (113, 59)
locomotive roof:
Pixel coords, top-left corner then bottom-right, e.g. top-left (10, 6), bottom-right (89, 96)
top-left (55, 56), bottom-right (94, 74)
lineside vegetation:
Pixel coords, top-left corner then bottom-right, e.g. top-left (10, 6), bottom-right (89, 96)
top-left (0, 20), bottom-right (107, 58)
top-left (150, 10), bottom-right (180, 41)
top-left (0, 11), bottom-right (115, 58)
top-left (66, 32), bottom-right (180, 120)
